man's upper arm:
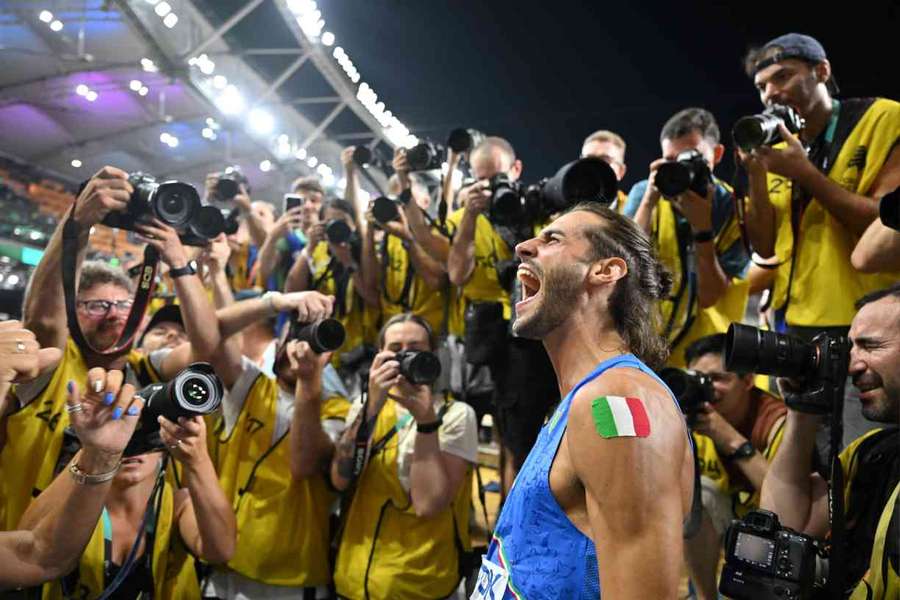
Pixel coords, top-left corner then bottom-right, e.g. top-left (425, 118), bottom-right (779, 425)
top-left (567, 377), bottom-right (686, 597)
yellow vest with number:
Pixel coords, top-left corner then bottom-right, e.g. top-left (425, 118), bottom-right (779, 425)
top-left (446, 209), bottom-right (513, 321)
top-left (42, 476), bottom-right (199, 600)
top-left (209, 372), bottom-right (348, 587)
top-left (334, 399), bottom-right (472, 600)
top-left (0, 338), bottom-right (158, 531)
top-left (381, 234), bottom-right (448, 334)
top-left (652, 194), bottom-right (749, 368)
top-left (767, 98), bottom-right (900, 327)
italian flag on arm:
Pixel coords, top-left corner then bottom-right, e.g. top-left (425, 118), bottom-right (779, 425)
top-left (591, 396), bottom-right (651, 438)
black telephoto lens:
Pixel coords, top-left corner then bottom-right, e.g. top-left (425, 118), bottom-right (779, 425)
top-left (654, 161), bottom-right (693, 197)
top-left (659, 367), bottom-right (713, 419)
top-left (215, 178), bottom-right (241, 201)
top-left (447, 128), bottom-right (474, 153)
top-left (188, 205), bottom-right (226, 240)
top-left (732, 116), bottom-right (772, 152)
top-left (406, 141), bottom-right (443, 172)
top-left (395, 350), bottom-right (442, 386)
top-left (325, 219), bottom-right (352, 245)
top-left (292, 318), bottom-right (347, 354)
top-left (353, 146), bottom-right (373, 167)
top-left (124, 363), bottom-right (223, 456)
top-left (541, 157), bottom-right (618, 215)
top-left (152, 181), bottom-right (199, 229)
top-left (725, 324), bottom-right (818, 379)
top-left (372, 196), bottom-right (400, 224)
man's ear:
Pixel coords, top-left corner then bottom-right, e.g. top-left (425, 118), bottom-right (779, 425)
top-left (815, 60), bottom-right (832, 86)
top-left (588, 257), bottom-right (628, 286)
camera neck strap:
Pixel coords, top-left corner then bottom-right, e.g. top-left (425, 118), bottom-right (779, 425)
top-left (62, 213), bottom-right (159, 359)
top-left (379, 234), bottom-right (415, 310)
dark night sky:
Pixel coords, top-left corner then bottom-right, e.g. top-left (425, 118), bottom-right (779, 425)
top-left (210, 0), bottom-right (900, 192)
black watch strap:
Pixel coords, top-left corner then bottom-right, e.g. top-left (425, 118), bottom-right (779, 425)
top-left (693, 229), bottom-right (715, 243)
top-left (725, 440), bottom-right (755, 461)
top-left (416, 417), bottom-right (443, 434)
top-left (169, 261), bottom-right (197, 278)
top-left (398, 188), bottom-right (413, 206)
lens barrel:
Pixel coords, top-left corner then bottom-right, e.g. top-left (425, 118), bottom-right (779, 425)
top-left (292, 318), bottom-right (347, 354)
top-left (725, 323), bottom-right (818, 379)
top-left (396, 350), bottom-right (442, 385)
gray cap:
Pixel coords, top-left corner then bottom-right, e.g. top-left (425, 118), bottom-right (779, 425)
top-left (755, 33), bottom-right (838, 94)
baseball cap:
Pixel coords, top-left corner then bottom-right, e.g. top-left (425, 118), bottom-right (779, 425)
top-left (139, 304), bottom-right (184, 346)
top-left (755, 33), bottom-right (839, 94)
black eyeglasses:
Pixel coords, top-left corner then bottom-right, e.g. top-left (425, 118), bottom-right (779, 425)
top-left (76, 299), bottom-right (134, 317)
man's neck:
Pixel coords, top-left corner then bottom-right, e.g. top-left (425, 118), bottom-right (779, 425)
top-left (801, 93), bottom-right (835, 144)
top-left (542, 313), bottom-right (629, 398)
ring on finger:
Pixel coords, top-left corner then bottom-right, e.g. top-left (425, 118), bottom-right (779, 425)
top-left (66, 403), bottom-right (84, 414)
top-left (15, 341), bottom-right (26, 353)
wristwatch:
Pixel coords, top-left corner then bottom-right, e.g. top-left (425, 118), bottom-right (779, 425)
top-left (416, 417), bottom-right (443, 434)
top-left (693, 229), bottom-right (715, 243)
top-left (398, 188), bottom-right (413, 206)
top-left (169, 260), bottom-right (197, 278)
top-left (725, 441), bottom-right (755, 461)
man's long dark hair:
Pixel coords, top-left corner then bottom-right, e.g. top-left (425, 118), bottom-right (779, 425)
top-left (567, 202), bottom-right (673, 369)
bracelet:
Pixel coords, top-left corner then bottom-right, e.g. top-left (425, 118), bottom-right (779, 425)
top-left (724, 440), bottom-right (755, 462)
top-left (416, 417), bottom-right (443, 434)
top-left (262, 291), bottom-right (279, 314)
top-left (69, 460), bottom-right (121, 485)
top-left (692, 229), bottom-right (715, 243)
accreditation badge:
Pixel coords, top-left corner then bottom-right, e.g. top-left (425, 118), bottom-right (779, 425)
top-left (471, 555), bottom-right (509, 600)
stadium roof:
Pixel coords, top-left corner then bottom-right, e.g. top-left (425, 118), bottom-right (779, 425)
top-left (0, 0), bottom-right (408, 199)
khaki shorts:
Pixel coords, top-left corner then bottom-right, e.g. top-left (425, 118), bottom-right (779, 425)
top-left (701, 475), bottom-right (736, 536)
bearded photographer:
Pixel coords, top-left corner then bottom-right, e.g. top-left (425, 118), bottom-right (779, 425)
top-left (2, 166), bottom-right (222, 533)
top-left (446, 136), bottom-right (559, 497)
top-left (200, 290), bottom-right (350, 599)
top-left (738, 34), bottom-right (900, 338)
top-left (0, 332), bottom-right (147, 592)
top-left (628, 108), bottom-right (750, 369)
top-left (759, 283), bottom-right (900, 599)
top-left (676, 334), bottom-right (787, 600)
top-left (330, 314), bottom-right (478, 600)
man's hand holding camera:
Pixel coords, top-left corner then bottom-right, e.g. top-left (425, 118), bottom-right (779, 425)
top-left (460, 180), bottom-right (492, 216)
top-left (270, 291), bottom-right (335, 321)
top-left (134, 219), bottom-right (190, 270)
top-left (671, 185), bottom-right (715, 233)
top-left (271, 207), bottom-right (305, 240)
top-left (749, 123), bottom-right (814, 182)
top-left (693, 401), bottom-right (750, 457)
top-left (285, 340), bottom-right (331, 385)
top-left (393, 148), bottom-right (412, 191)
top-left (72, 166), bottom-right (133, 227)
top-left (367, 351), bottom-right (434, 424)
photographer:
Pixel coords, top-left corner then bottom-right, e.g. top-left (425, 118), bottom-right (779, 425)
top-left (3, 166), bottom-right (221, 532)
top-left (286, 197), bottom-right (380, 388)
top-left (738, 34), bottom-right (900, 338)
top-left (41, 368), bottom-right (236, 599)
top-left (203, 290), bottom-right (349, 599)
top-left (580, 129), bottom-right (630, 213)
top-left (254, 176), bottom-right (326, 292)
top-left (628, 109), bottom-right (750, 368)
top-left (0, 347), bottom-right (146, 592)
top-left (679, 334), bottom-right (787, 600)
top-left (331, 314), bottom-right (478, 600)
top-left (366, 150), bottom-right (452, 334)
top-left (760, 283), bottom-right (900, 599)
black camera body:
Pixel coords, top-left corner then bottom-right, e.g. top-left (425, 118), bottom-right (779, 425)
top-left (212, 169), bottom-right (249, 201)
top-left (325, 219), bottom-right (353, 245)
top-left (124, 363), bottom-right (223, 457)
top-left (732, 104), bottom-right (805, 153)
top-left (372, 196), bottom-right (403, 224)
top-left (654, 149), bottom-right (713, 198)
top-left (406, 141), bottom-right (445, 172)
top-left (486, 157), bottom-right (618, 228)
top-left (725, 324), bottom-right (850, 414)
top-left (395, 350), bottom-right (442, 386)
top-left (101, 173), bottom-right (224, 246)
top-left (447, 128), bottom-right (485, 154)
top-left (659, 367), bottom-right (715, 425)
top-left (720, 509), bottom-right (827, 600)
top-left (289, 318), bottom-right (347, 354)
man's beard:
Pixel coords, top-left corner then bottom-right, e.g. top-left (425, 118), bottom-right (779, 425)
top-left (86, 320), bottom-right (126, 350)
top-left (512, 263), bottom-right (584, 340)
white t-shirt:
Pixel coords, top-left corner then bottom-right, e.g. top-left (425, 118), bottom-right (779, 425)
top-left (344, 395), bottom-right (479, 491)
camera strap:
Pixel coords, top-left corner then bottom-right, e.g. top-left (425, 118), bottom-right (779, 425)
top-left (379, 234), bottom-right (415, 310)
top-left (62, 213), bottom-right (159, 358)
top-left (682, 436), bottom-right (704, 539)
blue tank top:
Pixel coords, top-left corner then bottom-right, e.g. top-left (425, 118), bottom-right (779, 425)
top-left (479, 353), bottom-right (681, 599)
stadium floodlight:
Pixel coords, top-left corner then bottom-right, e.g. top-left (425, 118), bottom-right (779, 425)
top-left (213, 75), bottom-right (228, 90)
top-left (49, 20), bottom-right (63, 31)
top-left (321, 31), bottom-right (335, 46)
top-left (130, 80), bottom-right (143, 91)
top-left (163, 13), bottom-right (178, 28)
top-left (141, 58), bottom-right (158, 72)
top-left (306, 156), bottom-right (318, 168)
top-left (85, 90), bottom-right (98, 102)
top-left (138, 86), bottom-right (149, 96)
top-left (216, 85), bottom-right (245, 115)
top-left (71, 159), bottom-right (82, 168)
top-left (76, 84), bottom-right (89, 96)
top-left (259, 160), bottom-right (272, 172)
top-left (295, 148), bottom-right (307, 160)
top-left (154, 2), bottom-right (171, 17)
top-left (39, 10), bottom-right (53, 23)
top-left (248, 108), bottom-right (275, 134)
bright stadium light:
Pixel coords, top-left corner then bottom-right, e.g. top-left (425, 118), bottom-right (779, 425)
top-left (85, 90), bottom-right (98, 102)
top-left (321, 31), bottom-right (335, 46)
top-left (213, 75), bottom-right (228, 89)
top-left (295, 148), bottom-right (307, 160)
top-left (248, 108), bottom-right (274, 134)
top-left (154, 2), bottom-right (171, 17)
top-left (163, 13), bottom-right (178, 28)
top-left (141, 58), bottom-right (158, 72)
top-left (70, 159), bottom-right (82, 168)
top-left (202, 127), bottom-right (216, 140)
top-left (138, 86), bottom-right (149, 96)
top-left (306, 156), bottom-right (318, 168)
top-left (49, 19), bottom-right (63, 31)
top-left (76, 84), bottom-right (89, 96)
top-left (129, 79), bottom-right (143, 91)
top-left (39, 10), bottom-right (53, 23)
top-left (216, 85), bottom-right (245, 115)
top-left (259, 159), bottom-right (272, 172)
